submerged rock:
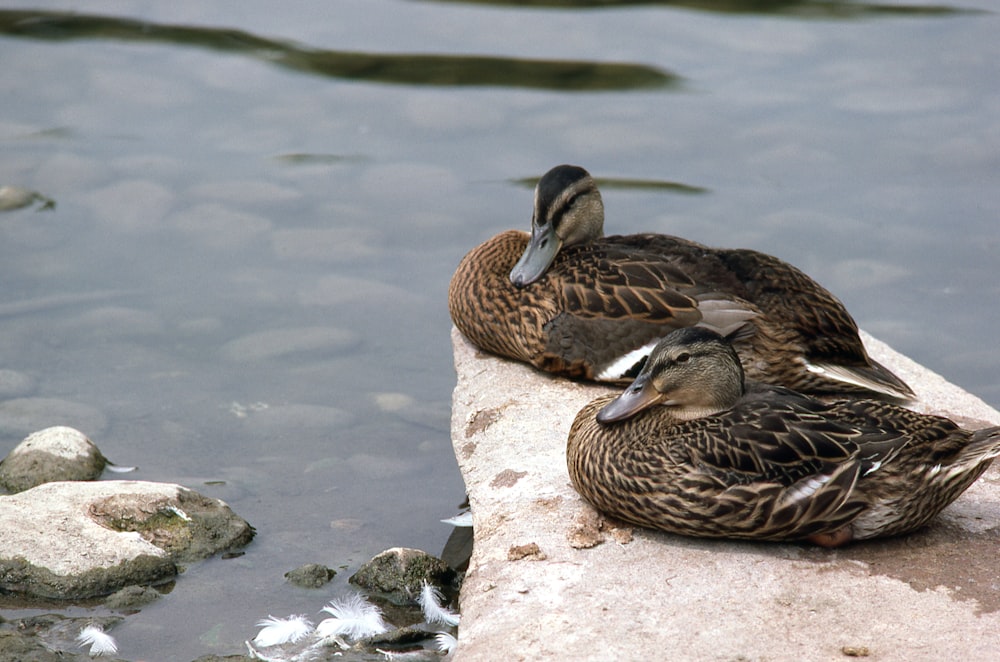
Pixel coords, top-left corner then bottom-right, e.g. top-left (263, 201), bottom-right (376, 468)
top-left (0, 614), bottom-right (121, 661)
top-left (350, 547), bottom-right (455, 605)
top-left (0, 369), bottom-right (36, 398)
top-left (284, 563), bottom-right (337, 588)
top-left (0, 185), bottom-right (55, 211)
top-left (104, 584), bottom-right (162, 610)
top-left (0, 480), bottom-right (254, 600)
top-left (220, 326), bottom-right (359, 363)
top-left (0, 630), bottom-right (68, 662)
top-left (0, 426), bottom-right (107, 493)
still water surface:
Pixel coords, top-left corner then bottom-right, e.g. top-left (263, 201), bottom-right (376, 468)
top-left (1, 1), bottom-right (998, 659)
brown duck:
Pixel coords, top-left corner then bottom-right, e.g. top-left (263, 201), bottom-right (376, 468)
top-left (449, 164), bottom-right (913, 399)
top-left (567, 327), bottom-right (1000, 546)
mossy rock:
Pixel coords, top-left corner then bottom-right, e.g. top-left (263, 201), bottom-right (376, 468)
top-left (284, 563), bottom-right (336, 588)
top-left (349, 547), bottom-right (455, 605)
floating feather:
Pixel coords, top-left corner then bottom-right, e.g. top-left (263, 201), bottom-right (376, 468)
top-left (435, 631), bottom-right (458, 654)
top-left (418, 581), bottom-right (460, 627)
top-left (440, 511), bottom-right (473, 527)
top-left (105, 462), bottom-right (138, 473)
top-left (316, 593), bottom-right (388, 640)
top-left (253, 614), bottom-right (314, 647)
top-left (76, 625), bottom-right (118, 657)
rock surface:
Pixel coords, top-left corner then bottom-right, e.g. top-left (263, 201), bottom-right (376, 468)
top-left (0, 480), bottom-right (254, 600)
top-left (349, 547), bottom-right (457, 606)
top-left (449, 327), bottom-right (1000, 661)
top-left (284, 562), bottom-right (337, 588)
top-left (0, 426), bottom-right (107, 493)
top-left (0, 614), bottom-right (123, 662)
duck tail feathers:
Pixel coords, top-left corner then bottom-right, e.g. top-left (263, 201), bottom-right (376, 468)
top-left (960, 426), bottom-right (1000, 465)
top-left (806, 358), bottom-right (915, 401)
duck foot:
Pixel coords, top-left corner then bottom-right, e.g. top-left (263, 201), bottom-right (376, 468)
top-left (808, 528), bottom-right (854, 548)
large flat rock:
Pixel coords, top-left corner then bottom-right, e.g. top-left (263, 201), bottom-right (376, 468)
top-left (0, 480), bottom-right (254, 599)
top-left (449, 327), bottom-right (1000, 661)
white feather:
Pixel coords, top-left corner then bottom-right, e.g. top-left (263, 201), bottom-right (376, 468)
top-left (436, 631), bottom-right (458, 654)
top-left (105, 462), bottom-right (137, 473)
top-left (418, 581), bottom-right (460, 627)
top-left (77, 625), bottom-right (118, 656)
top-left (596, 339), bottom-right (660, 381)
top-left (862, 460), bottom-right (883, 477)
top-left (253, 614), bottom-right (314, 647)
top-left (440, 511), bottom-right (473, 527)
top-left (316, 593), bottom-right (388, 640)
top-left (166, 506), bottom-right (192, 521)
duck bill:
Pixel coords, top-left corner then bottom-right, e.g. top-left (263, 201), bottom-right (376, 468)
top-left (509, 223), bottom-right (560, 287)
top-left (596, 375), bottom-right (662, 424)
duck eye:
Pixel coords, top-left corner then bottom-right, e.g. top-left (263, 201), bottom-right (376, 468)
top-left (674, 352), bottom-right (690, 364)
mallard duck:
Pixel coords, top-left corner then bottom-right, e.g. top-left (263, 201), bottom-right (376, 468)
top-left (449, 164), bottom-right (914, 399)
top-left (566, 327), bottom-right (1000, 546)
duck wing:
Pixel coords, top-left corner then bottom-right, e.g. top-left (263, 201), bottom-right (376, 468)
top-left (542, 245), bottom-right (758, 381)
top-left (603, 236), bottom-right (914, 400)
top-left (673, 394), bottom-right (905, 539)
top-left (687, 395), bottom-right (863, 484)
top-left (557, 244), bottom-right (704, 322)
top-left (716, 249), bottom-right (915, 400)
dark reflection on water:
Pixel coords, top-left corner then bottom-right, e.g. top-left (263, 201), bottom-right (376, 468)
top-left (415, 0), bottom-right (980, 18)
top-left (0, 9), bottom-right (678, 91)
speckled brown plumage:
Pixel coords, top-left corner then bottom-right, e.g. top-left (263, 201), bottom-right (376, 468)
top-left (566, 328), bottom-right (1000, 545)
top-left (451, 229), bottom-right (724, 380)
top-left (449, 229), bottom-right (914, 398)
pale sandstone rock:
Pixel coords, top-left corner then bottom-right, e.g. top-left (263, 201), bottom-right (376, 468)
top-left (0, 480), bottom-right (254, 600)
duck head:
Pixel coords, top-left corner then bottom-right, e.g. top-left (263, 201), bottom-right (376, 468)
top-left (596, 327), bottom-right (746, 424)
top-left (509, 164), bottom-right (605, 287)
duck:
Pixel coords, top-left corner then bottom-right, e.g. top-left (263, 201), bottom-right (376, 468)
top-left (566, 327), bottom-right (1000, 546)
top-left (448, 164), bottom-right (914, 400)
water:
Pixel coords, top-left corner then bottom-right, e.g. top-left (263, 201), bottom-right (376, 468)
top-left (1, 1), bottom-right (998, 659)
